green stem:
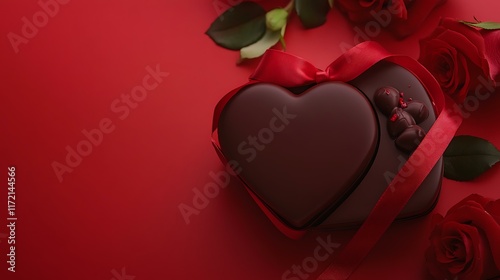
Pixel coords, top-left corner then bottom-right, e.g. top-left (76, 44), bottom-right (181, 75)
top-left (284, 0), bottom-right (294, 14)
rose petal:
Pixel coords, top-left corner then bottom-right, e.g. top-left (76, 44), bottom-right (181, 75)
top-left (389, 0), bottom-right (407, 19)
top-left (435, 236), bottom-right (461, 264)
top-left (440, 19), bottom-right (492, 78)
top-left (454, 53), bottom-right (471, 103)
top-left (388, 0), bottom-right (447, 38)
top-left (426, 246), bottom-right (453, 280)
top-left (336, 0), bottom-right (386, 22)
top-left (460, 226), bottom-right (485, 279)
top-left (418, 19), bottom-right (495, 102)
top-left (486, 199), bottom-right (500, 228)
top-left (442, 223), bottom-right (473, 262)
top-left (427, 196), bottom-right (500, 280)
top-left (441, 18), bottom-right (488, 55)
top-left (430, 213), bottom-right (445, 227)
top-left (419, 38), bottom-right (464, 98)
top-left (436, 27), bottom-right (489, 72)
top-left (359, 0), bottom-right (380, 8)
top-left (428, 221), bottom-right (485, 279)
top-left (445, 207), bottom-right (500, 269)
top-left (447, 195), bottom-right (492, 214)
top-left (482, 30), bottom-right (500, 81)
top-left (438, 222), bottom-right (486, 278)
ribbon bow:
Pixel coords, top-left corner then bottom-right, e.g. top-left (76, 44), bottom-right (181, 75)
top-left (211, 41), bottom-right (462, 280)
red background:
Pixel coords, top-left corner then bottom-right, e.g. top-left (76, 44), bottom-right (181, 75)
top-left (1, 0), bottom-right (500, 279)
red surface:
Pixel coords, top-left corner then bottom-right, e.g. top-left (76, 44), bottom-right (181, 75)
top-left (1, 0), bottom-right (500, 279)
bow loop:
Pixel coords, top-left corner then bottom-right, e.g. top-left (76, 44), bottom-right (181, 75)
top-left (250, 49), bottom-right (319, 87)
top-left (250, 42), bottom-right (408, 90)
top-left (315, 70), bottom-right (330, 83)
top-left (249, 42), bottom-right (445, 114)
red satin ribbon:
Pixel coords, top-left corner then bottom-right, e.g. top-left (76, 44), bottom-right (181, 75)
top-left (318, 97), bottom-right (461, 280)
top-left (211, 41), bottom-right (462, 279)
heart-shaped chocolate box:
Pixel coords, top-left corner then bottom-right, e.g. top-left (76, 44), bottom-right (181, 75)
top-left (218, 61), bottom-right (442, 230)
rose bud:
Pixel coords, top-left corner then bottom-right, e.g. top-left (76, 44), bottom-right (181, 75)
top-left (265, 8), bottom-right (288, 32)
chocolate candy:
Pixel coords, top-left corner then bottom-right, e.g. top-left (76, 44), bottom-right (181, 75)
top-left (404, 101), bottom-right (429, 124)
top-left (374, 86), bottom-right (400, 115)
top-left (387, 108), bottom-right (416, 138)
top-left (395, 126), bottom-right (426, 153)
top-left (374, 86), bottom-right (430, 153)
top-left (320, 62), bottom-right (441, 229)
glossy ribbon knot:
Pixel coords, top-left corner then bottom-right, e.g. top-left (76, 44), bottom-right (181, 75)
top-left (315, 70), bottom-right (331, 84)
top-left (250, 49), bottom-right (332, 87)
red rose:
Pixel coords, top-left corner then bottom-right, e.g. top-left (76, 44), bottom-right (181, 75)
top-left (336, 0), bottom-right (407, 23)
top-left (418, 18), bottom-right (500, 103)
top-left (335, 0), bottom-right (446, 38)
top-left (482, 29), bottom-right (500, 82)
top-left (426, 194), bottom-right (500, 280)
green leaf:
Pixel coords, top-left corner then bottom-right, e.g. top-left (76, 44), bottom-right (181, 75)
top-left (205, 2), bottom-right (267, 50)
top-left (443, 135), bottom-right (500, 181)
top-left (460, 21), bottom-right (500, 30)
top-left (240, 25), bottom-right (286, 60)
top-left (295, 0), bottom-right (331, 29)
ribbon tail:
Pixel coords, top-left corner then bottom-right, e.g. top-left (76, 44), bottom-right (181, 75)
top-left (325, 41), bottom-right (393, 82)
top-left (317, 96), bottom-right (462, 280)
